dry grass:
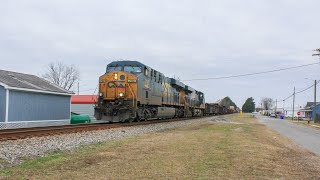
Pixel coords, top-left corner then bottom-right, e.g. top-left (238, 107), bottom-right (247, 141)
top-left (1, 114), bottom-right (320, 179)
top-left (290, 120), bottom-right (320, 129)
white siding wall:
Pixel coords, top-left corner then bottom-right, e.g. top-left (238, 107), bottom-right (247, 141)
top-left (284, 110), bottom-right (299, 117)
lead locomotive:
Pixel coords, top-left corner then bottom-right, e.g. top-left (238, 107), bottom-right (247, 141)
top-left (94, 61), bottom-right (205, 122)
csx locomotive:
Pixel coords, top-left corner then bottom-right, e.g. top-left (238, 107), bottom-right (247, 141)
top-left (94, 61), bottom-right (205, 122)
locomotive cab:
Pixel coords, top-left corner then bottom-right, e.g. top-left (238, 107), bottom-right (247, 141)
top-left (95, 61), bottom-right (144, 122)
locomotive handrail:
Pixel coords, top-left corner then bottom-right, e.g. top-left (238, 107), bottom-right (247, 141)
top-left (127, 83), bottom-right (136, 109)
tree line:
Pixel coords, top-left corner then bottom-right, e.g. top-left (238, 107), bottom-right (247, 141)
top-left (242, 97), bottom-right (274, 113)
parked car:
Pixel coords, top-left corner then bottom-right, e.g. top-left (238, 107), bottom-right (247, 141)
top-left (270, 113), bottom-right (277, 118)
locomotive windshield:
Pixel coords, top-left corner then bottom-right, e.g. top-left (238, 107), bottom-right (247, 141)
top-left (124, 66), bottom-right (142, 74)
top-left (106, 65), bottom-right (142, 74)
top-left (107, 66), bottom-right (122, 72)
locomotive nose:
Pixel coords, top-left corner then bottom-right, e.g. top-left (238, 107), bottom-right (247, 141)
top-left (99, 71), bottom-right (137, 100)
top-left (105, 81), bottom-right (126, 99)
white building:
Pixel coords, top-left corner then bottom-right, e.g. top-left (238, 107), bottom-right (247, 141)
top-left (283, 107), bottom-right (301, 118)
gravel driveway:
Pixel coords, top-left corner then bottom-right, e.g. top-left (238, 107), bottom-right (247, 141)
top-left (257, 115), bottom-right (320, 156)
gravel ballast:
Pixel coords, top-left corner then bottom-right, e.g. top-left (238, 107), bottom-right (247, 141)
top-left (0, 117), bottom-right (219, 165)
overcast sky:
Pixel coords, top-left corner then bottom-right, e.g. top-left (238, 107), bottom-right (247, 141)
top-left (1, 0), bottom-right (319, 108)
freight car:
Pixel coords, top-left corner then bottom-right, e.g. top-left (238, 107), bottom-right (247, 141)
top-left (94, 61), bottom-right (205, 122)
top-left (219, 106), bottom-right (229, 115)
top-left (205, 103), bottom-right (220, 115)
top-left (205, 103), bottom-right (236, 115)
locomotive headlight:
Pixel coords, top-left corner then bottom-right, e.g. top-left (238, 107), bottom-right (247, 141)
top-left (119, 92), bottom-right (124, 97)
top-left (99, 93), bottom-right (103, 97)
top-left (114, 73), bottom-right (118, 80)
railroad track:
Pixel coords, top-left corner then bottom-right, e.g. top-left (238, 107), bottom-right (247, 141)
top-left (0, 116), bottom-right (204, 141)
top-left (0, 123), bottom-right (119, 141)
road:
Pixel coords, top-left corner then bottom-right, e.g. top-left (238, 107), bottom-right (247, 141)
top-left (257, 115), bottom-right (320, 156)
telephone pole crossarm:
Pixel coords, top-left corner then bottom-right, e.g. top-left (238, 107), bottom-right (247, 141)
top-left (312, 49), bottom-right (320, 56)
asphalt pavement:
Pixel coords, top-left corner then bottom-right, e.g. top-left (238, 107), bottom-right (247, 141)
top-left (257, 115), bottom-right (320, 156)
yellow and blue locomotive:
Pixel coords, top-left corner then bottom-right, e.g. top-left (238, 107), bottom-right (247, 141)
top-left (94, 61), bottom-right (205, 122)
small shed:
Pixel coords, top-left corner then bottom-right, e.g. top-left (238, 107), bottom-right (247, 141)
top-left (0, 69), bottom-right (73, 129)
top-left (71, 95), bottom-right (98, 120)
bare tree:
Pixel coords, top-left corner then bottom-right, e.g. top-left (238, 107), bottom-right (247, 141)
top-left (42, 62), bottom-right (80, 90)
top-left (261, 97), bottom-right (273, 110)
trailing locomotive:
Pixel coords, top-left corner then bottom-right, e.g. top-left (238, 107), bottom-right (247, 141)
top-left (94, 61), bottom-right (205, 122)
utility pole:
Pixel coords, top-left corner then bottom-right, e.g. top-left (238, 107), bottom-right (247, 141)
top-left (275, 99), bottom-right (277, 115)
top-left (77, 82), bottom-right (80, 95)
top-left (292, 87), bottom-right (295, 121)
top-left (314, 80), bottom-right (317, 122)
top-left (312, 48), bottom-right (319, 123)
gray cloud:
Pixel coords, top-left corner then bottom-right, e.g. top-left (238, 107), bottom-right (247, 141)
top-left (1, 0), bottom-right (320, 108)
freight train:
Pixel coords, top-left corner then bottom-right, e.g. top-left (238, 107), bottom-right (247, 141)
top-left (94, 61), bottom-right (234, 122)
top-left (205, 103), bottom-right (236, 115)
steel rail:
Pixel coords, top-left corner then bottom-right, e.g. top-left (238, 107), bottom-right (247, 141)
top-left (0, 116), bottom-right (209, 141)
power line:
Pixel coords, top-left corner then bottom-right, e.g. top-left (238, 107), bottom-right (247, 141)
top-left (183, 62), bottom-right (320, 81)
top-left (283, 94), bottom-right (293, 102)
top-left (282, 80), bottom-right (320, 101)
top-left (296, 81), bottom-right (319, 94)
